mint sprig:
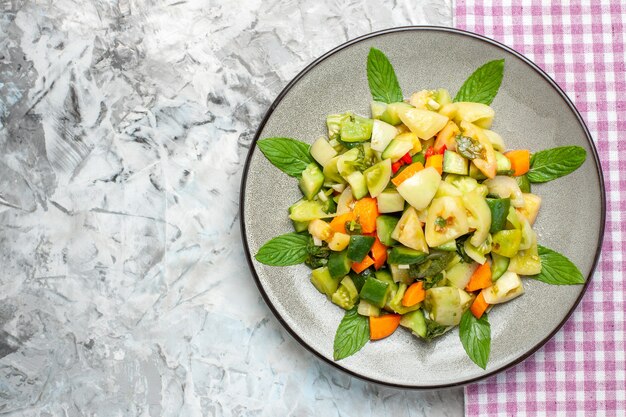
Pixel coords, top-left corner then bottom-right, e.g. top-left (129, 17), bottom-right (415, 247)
top-left (454, 59), bottom-right (505, 105)
top-left (367, 48), bottom-right (403, 104)
top-left (531, 245), bottom-right (586, 285)
top-left (459, 310), bottom-right (491, 369)
top-left (257, 137), bottom-right (312, 177)
top-left (255, 233), bottom-right (310, 266)
top-left (333, 307), bottom-right (370, 360)
top-left (527, 146), bottom-right (586, 183)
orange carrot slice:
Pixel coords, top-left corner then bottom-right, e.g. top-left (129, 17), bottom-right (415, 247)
top-left (369, 314), bottom-right (401, 340)
top-left (352, 255), bottom-right (375, 274)
top-left (329, 212), bottom-right (355, 234)
top-left (505, 150), bottom-right (530, 176)
top-left (353, 198), bottom-right (378, 234)
top-left (470, 291), bottom-right (489, 319)
top-left (370, 237), bottom-right (387, 270)
top-left (401, 281), bottom-right (425, 307)
top-left (391, 162), bottom-right (424, 186)
top-left (465, 262), bottom-right (492, 292)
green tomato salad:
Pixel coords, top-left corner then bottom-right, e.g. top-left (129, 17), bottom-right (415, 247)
top-left (254, 48), bottom-right (588, 368)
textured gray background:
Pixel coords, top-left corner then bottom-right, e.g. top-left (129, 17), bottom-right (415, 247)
top-left (0, 0), bottom-right (462, 416)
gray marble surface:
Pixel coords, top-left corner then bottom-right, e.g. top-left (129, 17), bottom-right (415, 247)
top-left (0, 1), bottom-right (463, 415)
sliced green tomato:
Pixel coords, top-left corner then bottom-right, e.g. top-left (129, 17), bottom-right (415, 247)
top-left (508, 241), bottom-right (542, 275)
top-left (289, 199), bottom-right (331, 222)
top-left (482, 271), bottom-right (524, 304)
top-left (357, 299), bottom-right (381, 317)
top-left (310, 137), bottom-right (338, 167)
top-left (347, 235), bottom-right (376, 262)
top-left (291, 219), bottom-right (309, 233)
top-left (425, 196), bottom-right (469, 247)
top-left (435, 88), bottom-right (452, 107)
top-left (482, 129), bottom-right (503, 152)
top-left (389, 264), bottom-right (412, 285)
top-left (387, 247), bottom-right (428, 265)
top-left (359, 277), bottom-right (390, 308)
top-left (331, 276), bottom-right (359, 310)
top-left (446, 261), bottom-right (479, 289)
top-left (424, 287), bottom-right (466, 326)
top-left (443, 150), bottom-right (469, 175)
top-left (398, 108), bottom-right (449, 140)
top-left (388, 283), bottom-right (421, 314)
top-left (376, 215), bottom-right (400, 246)
top-left (464, 239), bottom-right (487, 264)
top-left (400, 309), bottom-right (427, 338)
top-left (370, 119), bottom-right (398, 152)
top-left (299, 163), bottom-right (324, 200)
top-left (506, 206), bottom-right (522, 230)
top-left (516, 174), bottom-right (531, 193)
top-left (492, 229), bottom-right (522, 258)
top-left (444, 174), bottom-right (480, 194)
top-left (517, 193), bottom-right (541, 225)
top-left (484, 176), bottom-right (525, 207)
top-left (495, 151), bottom-right (512, 174)
top-left (397, 167), bottom-right (442, 210)
top-left (462, 190), bottom-right (492, 247)
top-left (310, 267), bottom-right (340, 298)
top-left (328, 250), bottom-right (352, 278)
top-left (490, 252), bottom-right (510, 281)
top-left (323, 156), bottom-right (346, 184)
top-left (486, 198), bottom-right (511, 233)
top-left (340, 115), bottom-right (373, 142)
top-left (519, 216), bottom-right (536, 251)
top-left (460, 121), bottom-right (497, 178)
top-left (336, 186), bottom-right (354, 215)
top-left (390, 207), bottom-right (429, 252)
top-left (435, 181), bottom-right (463, 198)
top-left (346, 171), bottom-right (368, 200)
top-left (454, 102), bottom-right (495, 127)
top-left (364, 159), bottom-right (392, 198)
top-left (377, 189), bottom-right (405, 213)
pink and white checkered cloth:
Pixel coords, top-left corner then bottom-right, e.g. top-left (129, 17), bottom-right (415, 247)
top-left (455, 1), bottom-right (626, 416)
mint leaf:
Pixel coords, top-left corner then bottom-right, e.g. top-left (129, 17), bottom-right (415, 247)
top-left (454, 59), bottom-right (505, 105)
top-left (459, 310), bottom-right (491, 369)
top-left (367, 48), bottom-right (403, 104)
top-left (333, 307), bottom-right (369, 360)
top-left (530, 245), bottom-right (585, 285)
top-left (255, 233), bottom-right (310, 266)
top-left (527, 146), bottom-right (586, 183)
top-left (257, 137), bottom-right (312, 177)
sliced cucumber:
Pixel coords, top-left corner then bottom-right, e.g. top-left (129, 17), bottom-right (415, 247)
top-left (424, 286), bottom-right (463, 326)
top-left (336, 147), bottom-right (361, 178)
top-left (299, 163), bottom-right (324, 200)
top-left (387, 246), bottom-right (428, 265)
top-left (310, 267), bottom-right (340, 298)
top-left (370, 119), bottom-right (398, 152)
top-left (310, 137), bottom-right (337, 167)
top-left (359, 277), bottom-right (390, 308)
top-left (326, 113), bottom-right (350, 139)
top-left (400, 309), bottom-right (427, 338)
top-left (380, 102), bottom-right (413, 126)
top-left (490, 252), bottom-right (510, 281)
top-left (328, 250), bottom-right (352, 278)
top-left (347, 235), bottom-right (376, 262)
top-left (469, 161), bottom-right (488, 180)
top-left (357, 299), bottom-right (381, 317)
top-left (442, 150), bottom-right (469, 175)
top-left (364, 159), bottom-right (392, 197)
top-left (446, 261), bottom-right (478, 289)
top-left (381, 136), bottom-right (413, 162)
top-left (389, 264), bottom-right (411, 284)
top-left (435, 240), bottom-right (457, 252)
top-left (377, 189), bottom-right (405, 213)
top-left (376, 215), bottom-right (400, 246)
top-left (371, 101), bottom-right (387, 120)
top-left (340, 115), bottom-right (373, 142)
top-left (495, 151), bottom-right (512, 174)
top-left (289, 199), bottom-right (330, 222)
top-left (346, 171), bottom-right (368, 199)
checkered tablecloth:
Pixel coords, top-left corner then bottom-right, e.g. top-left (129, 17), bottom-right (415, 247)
top-left (455, 1), bottom-right (626, 416)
